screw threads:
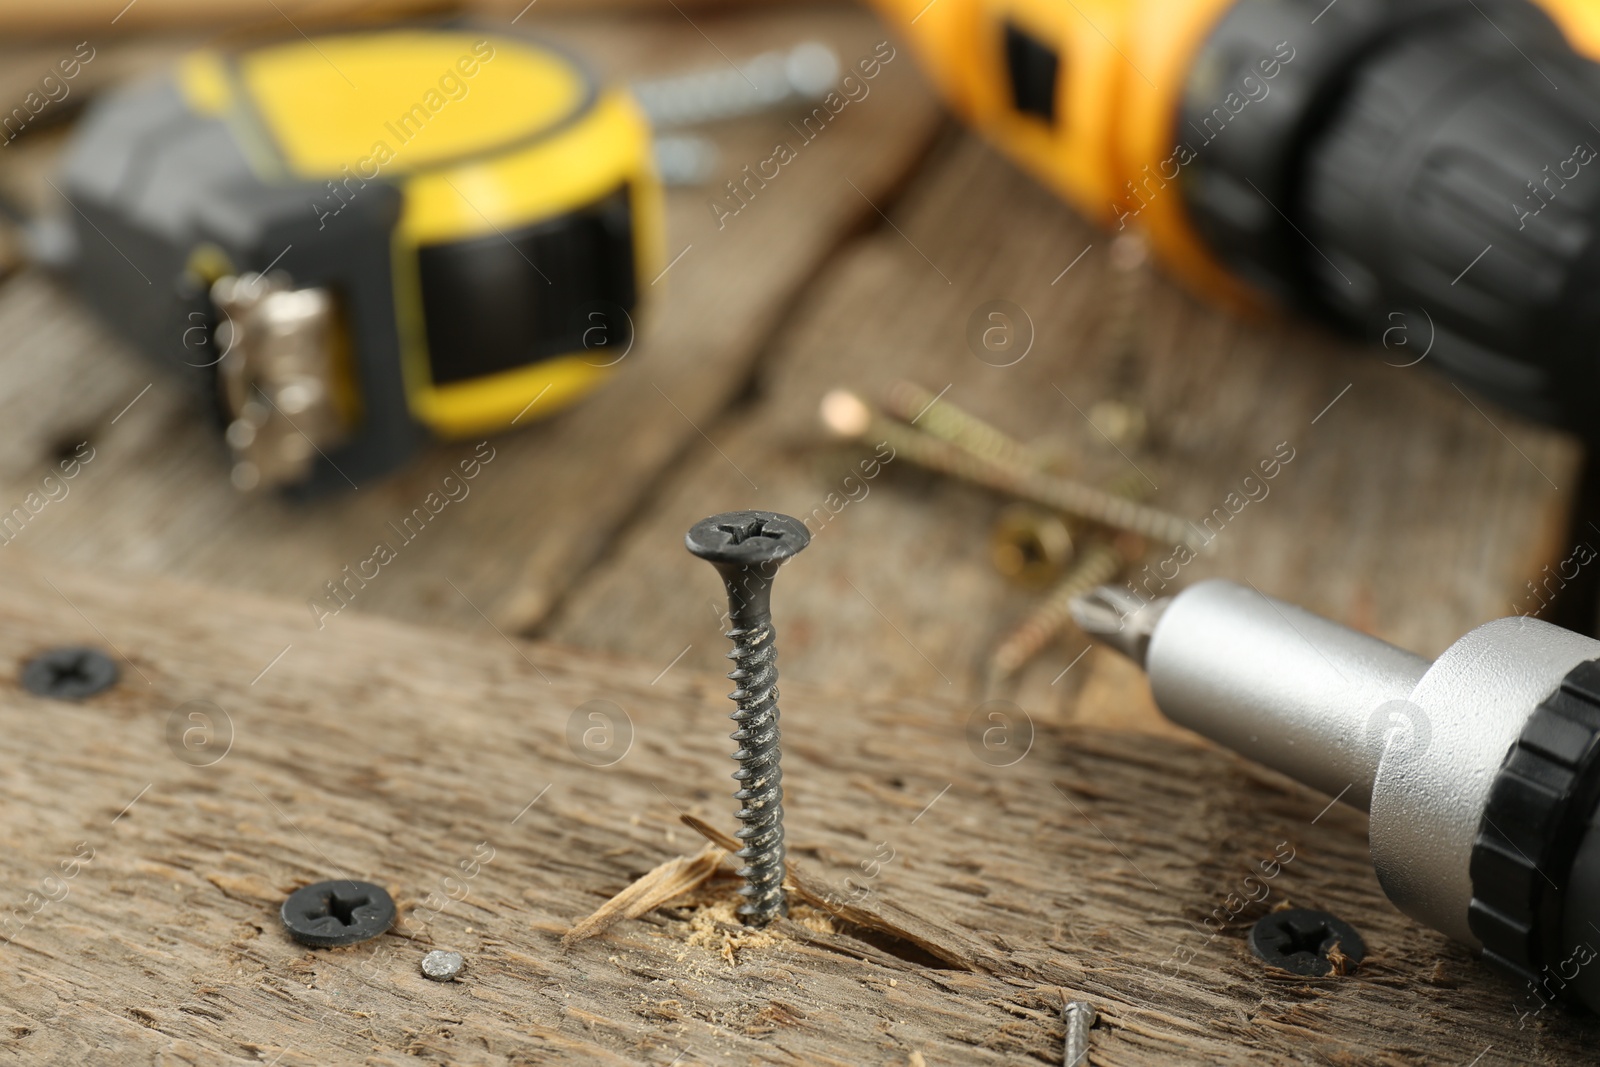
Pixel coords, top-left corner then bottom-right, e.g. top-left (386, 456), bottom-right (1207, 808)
top-left (686, 511), bottom-right (811, 928)
top-left (724, 613), bottom-right (787, 925)
top-left (633, 42), bottom-right (840, 129)
top-left (882, 379), bottom-right (1038, 468)
top-left (865, 417), bottom-right (1196, 548)
top-left (991, 541), bottom-right (1126, 676)
top-left (1102, 232), bottom-right (1149, 368)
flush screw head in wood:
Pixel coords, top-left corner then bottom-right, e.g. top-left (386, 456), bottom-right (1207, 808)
top-left (280, 880), bottom-right (396, 948)
top-left (1248, 907), bottom-right (1366, 977)
top-left (21, 646), bottom-right (119, 701)
top-left (421, 949), bottom-right (465, 981)
top-left (686, 510), bottom-right (810, 927)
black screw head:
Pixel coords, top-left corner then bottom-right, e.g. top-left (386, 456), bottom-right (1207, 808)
top-left (686, 511), bottom-right (810, 569)
top-left (1249, 907), bottom-right (1366, 977)
top-left (281, 880), bottom-right (396, 948)
top-left (21, 647), bottom-right (119, 701)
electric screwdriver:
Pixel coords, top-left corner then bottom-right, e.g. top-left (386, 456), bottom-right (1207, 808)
top-left (1076, 580), bottom-right (1600, 1014)
top-left (870, 0), bottom-right (1600, 432)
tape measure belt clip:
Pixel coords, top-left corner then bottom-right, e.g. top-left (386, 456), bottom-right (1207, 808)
top-left (417, 183), bottom-right (637, 386)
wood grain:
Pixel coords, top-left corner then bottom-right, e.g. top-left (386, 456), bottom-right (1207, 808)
top-left (544, 131), bottom-right (1583, 729)
top-left (0, 553), bottom-right (1591, 1064)
top-left (0, 5), bottom-right (945, 640)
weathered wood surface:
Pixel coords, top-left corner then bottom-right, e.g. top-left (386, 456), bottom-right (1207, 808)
top-left (0, 554), bottom-right (1593, 1065)
top-left (545, 130), bottom-right (1583, 725)
top-left (0, 4), bottom-right (944, 634)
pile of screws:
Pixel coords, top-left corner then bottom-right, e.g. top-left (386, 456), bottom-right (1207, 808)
top-left (817, 235), bottom-right (1182, 679)
top-left (819, 381), bottom-right (1191, 680)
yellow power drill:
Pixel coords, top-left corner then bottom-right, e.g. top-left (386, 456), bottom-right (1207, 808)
top-left (871, 0), bottom-right (1600, 432)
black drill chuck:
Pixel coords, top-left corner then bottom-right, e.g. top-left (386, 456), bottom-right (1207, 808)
top-left (1183, 0), bottom-right (1600, 431)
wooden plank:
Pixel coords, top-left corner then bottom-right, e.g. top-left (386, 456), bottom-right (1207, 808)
top-left (0, 552), bottom-right (1587, 1064)
top-left (0, 5), bottom-right (944, 633)
top-left (544, 131), bottom-right (1582, 729)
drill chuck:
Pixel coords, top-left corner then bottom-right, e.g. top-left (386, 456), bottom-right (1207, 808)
top-left (1077, 579), bottom-right (1600, 1011)
top-left (871, 0), bottom-right (1600, 434)
top-left (1183, 0), bottom-right (1600, 428)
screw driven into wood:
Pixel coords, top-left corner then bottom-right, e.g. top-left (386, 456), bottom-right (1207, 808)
top-left (686, 510), bottom-right (811, 926)
top-left (1061, 998), bottom-right (1097, 1067)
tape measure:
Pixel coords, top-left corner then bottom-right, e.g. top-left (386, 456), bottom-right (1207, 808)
top-left (58, 28), bottom-right (662, 492)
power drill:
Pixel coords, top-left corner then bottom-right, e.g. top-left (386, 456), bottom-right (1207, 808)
top-left (1076, 580), bottom-right (1600, 1014)
top-left (870, 0), bottom-right (1600, 432)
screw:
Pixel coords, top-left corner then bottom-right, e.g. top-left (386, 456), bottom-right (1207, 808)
top-left (1062, 998), bottom-right (1097, 1067)
top-left (421, 949), bottom-right (465, 981)
top-left (881, 379), bottom-right (1043, 470)
top-left (989, 470), bottom-right (1152, 676)
top-left (686, 510), bottom-right (811, 927)
top-left (280, 880), bottom-right (396, 948)
top-left (820, 389), bottom-right (1198, 548)
top-left (1248, 907), bottom-right (1366, 977)
top-left (653, 132), bottom-right (720, 187)
top-left (991, 503), bottom-right (1076, 586)
top-left (21, 646), bottom-right (119, 700)
top-left (990, 539), bottom-right (1136, 679)
top-left (1102, 232), bottom-right (1149, 367)
top-left (633, 41), bottom-right (841, 129)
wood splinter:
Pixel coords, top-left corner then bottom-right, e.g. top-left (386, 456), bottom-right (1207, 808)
top-left (562, 844), bottom-right (727, 949)
top-left (563, 814), bottom-right (988, 973)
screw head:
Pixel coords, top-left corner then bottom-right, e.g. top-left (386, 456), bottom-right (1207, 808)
top-left (1249, 907), bottom-right (1366, 977)
top-left (281, 880), bottom-right (396, 948)
top-left (21, 647), bottom-right (119, 701)
top-left (421, 949), bottom-right (465, 982)
top-left (685, 511), bottom-right (810, 569)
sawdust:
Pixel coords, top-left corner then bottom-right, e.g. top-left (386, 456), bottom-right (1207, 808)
top-left (677, 888), bottom-right (836, 966)
top-left (564, 833), bottom-right (839, 967)
top-left (678, 812), bottom-right (984, 972)
top-left (569, 811), bottom-right (976, 972)
top-left (684, 897), bottom-right (781, 964)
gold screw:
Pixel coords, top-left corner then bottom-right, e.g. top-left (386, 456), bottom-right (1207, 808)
top-left (819, 389), bottom-right (1197, 548)
top-left (990, 504), bottom-right (1075, 587)
top-left (881, 379), bottom-right (1043, 469)
top-left (988, 472), bottom-right (1150, 676)
top-left (988, 531), bottom-right (1146, 679)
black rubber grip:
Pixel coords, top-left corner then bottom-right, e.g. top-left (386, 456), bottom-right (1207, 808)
top-left (1469, 659), bottom-right (1600, 990)
top-left (1180, 0), bottom-right (1600, 432)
